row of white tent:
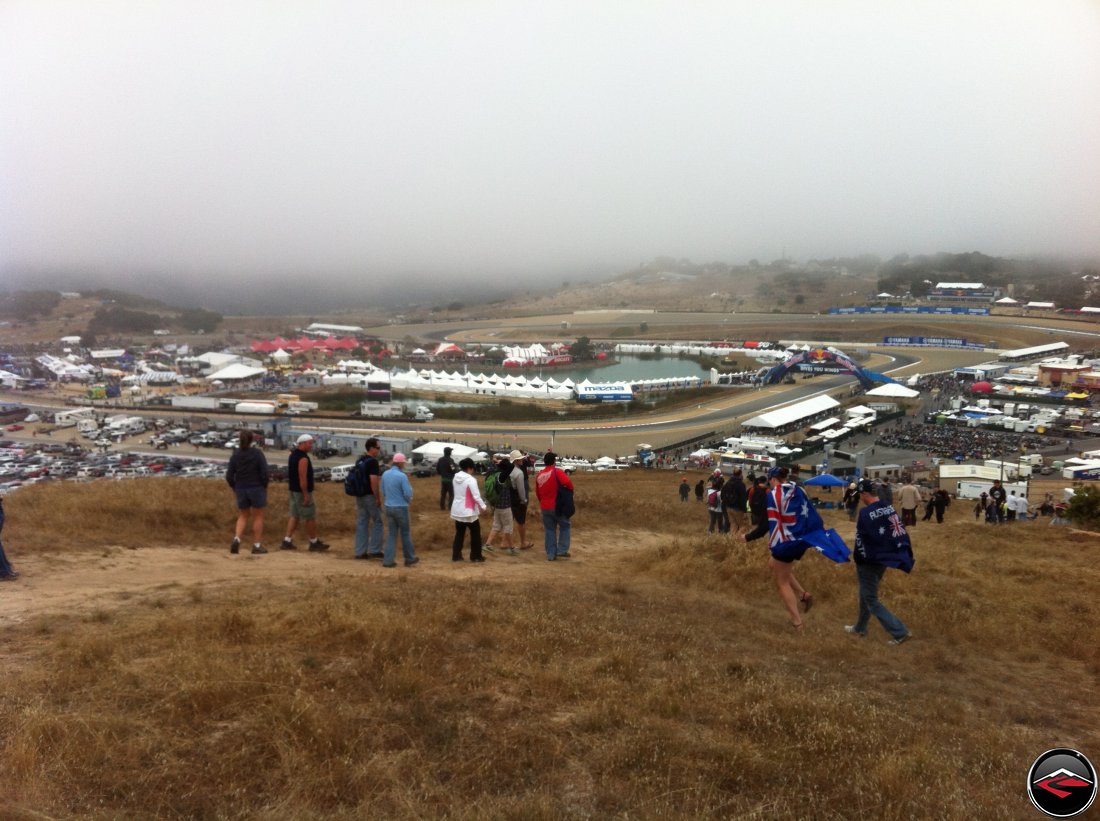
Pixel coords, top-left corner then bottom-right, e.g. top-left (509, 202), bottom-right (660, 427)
top-left (616, 343), bottom-right (788, 361)
top-left (390, 368), bottom-right (576, 399)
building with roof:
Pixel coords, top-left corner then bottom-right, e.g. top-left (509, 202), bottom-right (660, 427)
top-left (742, 395), bottom-right (840, 433)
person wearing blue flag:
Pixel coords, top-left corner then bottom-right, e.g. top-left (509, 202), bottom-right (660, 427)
top-left (846, 479), bottom-right (914, 645)
top-left (743, 466), bottom-right (851, 631)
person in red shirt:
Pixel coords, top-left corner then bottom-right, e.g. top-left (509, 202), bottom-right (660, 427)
top-left (535, 452), bottom-right (574, 561)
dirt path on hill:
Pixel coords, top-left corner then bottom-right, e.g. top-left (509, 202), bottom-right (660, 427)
top-left (0, 527), bottom-right (661, 628)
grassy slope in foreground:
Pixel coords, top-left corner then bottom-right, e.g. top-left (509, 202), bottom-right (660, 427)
top-left (1, 473), bottom-right (1098, 820)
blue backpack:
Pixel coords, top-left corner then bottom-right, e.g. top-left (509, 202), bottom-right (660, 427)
top-left (343, 456), bottom-right (372, 497)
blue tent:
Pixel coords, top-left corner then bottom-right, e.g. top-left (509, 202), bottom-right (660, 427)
top-left (803, 473), bottom-right (848, 488)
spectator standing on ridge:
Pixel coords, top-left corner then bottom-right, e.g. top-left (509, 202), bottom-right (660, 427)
top-left (484, 455), bottom-right (519, 556)
top-left (898, 480), bottom-right (920, 528)
top-left (846, 479), bottom-right (913, 645)
top-left (1006, 491), bottom-right (1019, 522)
top-left (436, 447), bottom-right (458, 511)
top-left (679, 477), bottom-right (690, 502)
top-left (282, 434), bottom-right (330, 552)
top-left (536, 452), bottom-right (575, 561)
top-left (974, 492), bottom-right (988, 521)
top-left (450, 457), bottom-right (487, 562)
top-left (694, 479), bottom-right (705, 503)
top-left (380, 453), bottom-right (419, 568)
top-left (706, 480), bottom-right (724, 534)
top-left (225, 429), bottom-right (270, 555)
top-left (352, 438), bottom-right (384, 560)
top-left (0, 494), bottom-right (18, 581)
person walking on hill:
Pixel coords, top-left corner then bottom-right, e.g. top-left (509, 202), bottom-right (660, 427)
top-left (678, 477), bottom-right (690, 502)
top-left (536, 452), bottom-right (575, 561)
top-left (283, 434), bottom-right (329, 552)
top-left (694, 479), bottom-right (705, 503)
top-left (436, 446), bottom-right (458, 511)
top-left (898, 480), bottom-right (920, 528)
top-left (352, 438), bottom-right (384, 560)
top-left (450, 457), bottom-right (487, 562)
top-left (743, 466), bottom-right (851, 631)
top-left (722, 467), bottom-right (748, 534)
top-left (747, 474), bottom-right (767, 528)
top-left (225, 429), bottom-right (270, 554)
top-left (988, 479), bottom-right (1007, 524)
top-left (974, 491), bottom-right (988, 521)
top-left (380, 453), bottom-right (419, 567)
top-left (708, 469), bottom-right (728, 533)
top-left (0, 495), bottom-right (18, 581)
top-left (931, 488), bottom-right (951, 524)
top-left (846, 479), bottom-right (913, 645)
top-left (706, 481), bottom-right (724, 534)
top-left (842, 482), bottom-right (860, 522)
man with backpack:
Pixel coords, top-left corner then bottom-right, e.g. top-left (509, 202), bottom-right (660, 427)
top-left (483, 455), bottom-right (518, 556)
top-left (348, 437), bottom-right (383, 560)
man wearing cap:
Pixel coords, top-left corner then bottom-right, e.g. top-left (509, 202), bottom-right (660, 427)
top-left (380, 453), bottom-right (419, 567)
top-left (847, 479), bottom-right (913, 645)
top-left (436, 446), bottom-right (458, 511)
top-left (282, 434), bottom-right (330, 552)
top-left (484, 454), bottom-right (518, 556)
top-left (507, 450), bottom-right (533, 550)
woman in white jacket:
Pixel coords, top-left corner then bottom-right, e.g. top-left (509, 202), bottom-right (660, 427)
top-left (451, 458), bottom-right (488, 562)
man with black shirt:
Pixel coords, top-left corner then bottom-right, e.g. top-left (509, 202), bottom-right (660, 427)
top-left (353, 437), bottom-right (383, 559)
top-left (721, 467), bottom-right (748, 535)
top-left (436, 446), bottom-right (458, 510)
top-left (282, 434), bottom-right (330, 552)
top-left (988, 479), bottom-right (1007, 524)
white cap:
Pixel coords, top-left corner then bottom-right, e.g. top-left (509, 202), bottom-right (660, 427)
top-left (296, 434), bottom-right (314, 445)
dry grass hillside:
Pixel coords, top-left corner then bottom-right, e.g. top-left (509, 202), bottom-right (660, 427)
top-left (0, 473), bottom-right (1097, 819)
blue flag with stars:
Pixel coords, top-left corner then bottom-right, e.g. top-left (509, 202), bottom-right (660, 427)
top-left (767, 482), bottom-right (851, 564)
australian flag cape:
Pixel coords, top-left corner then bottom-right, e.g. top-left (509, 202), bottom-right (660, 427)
top-left (767, 482), bottom-right (851, 564)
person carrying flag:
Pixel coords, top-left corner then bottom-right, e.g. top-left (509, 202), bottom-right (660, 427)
top-left (846, 479), bottom-right (914, 645)
top-left (743, 466), bottom-right (850, 631)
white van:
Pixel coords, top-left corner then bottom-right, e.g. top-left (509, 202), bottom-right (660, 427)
top-left (330, 464), bottom-right (355, 481)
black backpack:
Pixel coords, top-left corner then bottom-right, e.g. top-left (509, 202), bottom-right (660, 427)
top-left (343, 455), bottom-right (373, 497)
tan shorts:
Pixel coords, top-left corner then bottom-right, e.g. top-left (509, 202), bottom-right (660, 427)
top-left (289, 491), bottom-right (316, 521)
top-left (491, 507), bottom-right (514, 534)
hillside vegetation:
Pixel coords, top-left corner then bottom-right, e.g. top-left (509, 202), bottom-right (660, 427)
top-left (0, 473), bottom-right (1097, 819)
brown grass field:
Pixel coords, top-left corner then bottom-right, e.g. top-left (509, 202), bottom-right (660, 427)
top-left (0, 473), bottom-right (1097, 819)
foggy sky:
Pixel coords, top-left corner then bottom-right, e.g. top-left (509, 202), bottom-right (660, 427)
top-left (2, 0), bottom-right (1099, 299)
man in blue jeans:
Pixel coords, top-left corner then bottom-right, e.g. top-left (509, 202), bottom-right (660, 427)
top-left (847, 479), bottom-right (914, 645)
top-left (380, 452), bottom-right (419, 568)
top-left (353, 438), bottom-right (384, 560)
top-left (0, 496), bottom-right (19, 581)
top-left (535, 452), bottom-right (574, 561)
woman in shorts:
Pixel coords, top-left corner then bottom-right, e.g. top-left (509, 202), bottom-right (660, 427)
top-left (225, 430), bottom-right (269, 554)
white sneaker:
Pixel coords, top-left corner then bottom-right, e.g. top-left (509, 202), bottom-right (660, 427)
top-left (844, 625), bottom-right (866, 636)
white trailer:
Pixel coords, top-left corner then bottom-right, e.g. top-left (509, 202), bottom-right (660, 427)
top-left (234, 401), bottom-right (278, 415)
top-left (360, 402), bottom-right (405, 418)
top-left (53, 407), bottom-right (97, 428)
top-left (287, 400), bottom-right (319, 413)
top-left (171, 395), bottom-right (220, 411)
top-left (76, 418), bottom-right (100, 437)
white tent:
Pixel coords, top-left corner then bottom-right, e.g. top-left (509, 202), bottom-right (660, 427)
top-left (411, 441), bottom-right (480, 462)
top-left (866, 383), bottom-right (920, 398)
top-left (272, 348), bottom-right (291, 363)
